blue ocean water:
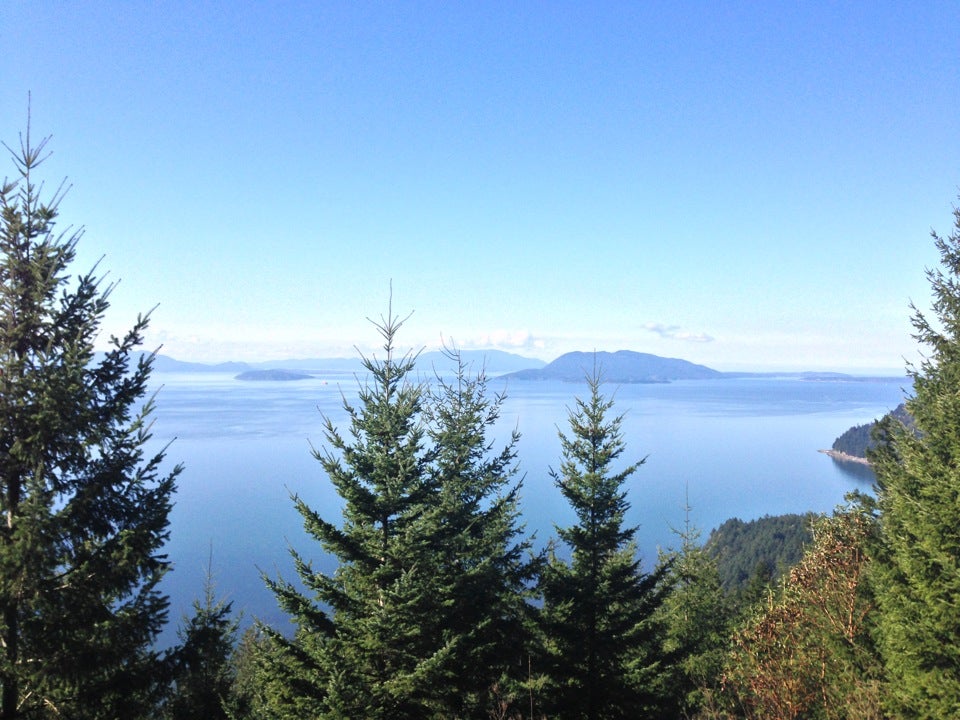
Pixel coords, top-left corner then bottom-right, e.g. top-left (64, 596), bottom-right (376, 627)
top-left (147, 372), bottom-right (907, 644)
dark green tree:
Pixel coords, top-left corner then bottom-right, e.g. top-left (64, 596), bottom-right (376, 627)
top-left (263, 327), bottom-right (543, 719)
top-left (0, 124), bottom-right (179, 718)
top-left (165, 561), bottom-right (239, 720)
top-left (263, 307), bottom-right (438, 719)
top-left (871, 202), bottom-right (960, 718)
top-left (538, 366), bottom-right (669, 720)
top-left (419, 347), bottom-right (537, 718)
top-left (657, 501), bottom-right (731, 719)
top-left (223, 625), bottom-right (274, 720)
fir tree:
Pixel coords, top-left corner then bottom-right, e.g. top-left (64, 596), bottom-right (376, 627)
top-left (657, 500), bottom-right (731, 719)
top-left (871, 202), bottom-right (960, 718)
top-left (263, 306), bottom-right (437, 719)
top-left (0, 122), bottom-right (179, 718)
top-left (420, 347), bottom-right (537, 718)
top-left (538, 365), bottom-right (669, 720)
top-left (222, 626), bottom-right (271, 720)
top-left (165, 559), bottom-right (238, 720)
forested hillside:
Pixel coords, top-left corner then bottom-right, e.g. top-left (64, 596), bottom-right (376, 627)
top-left (831, 402), bottom-right (911, 458)
top-left (705, 514), bottom-right (815, 596)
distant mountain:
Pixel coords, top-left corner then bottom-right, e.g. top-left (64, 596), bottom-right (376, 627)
top-left (415, 349), bottom-right (546, 376)
top-left (144, 350), bottom-right (544, 377)
top-left (799, 371), bottom-right (854, 380)
top-left (501, 350), bottom-right (723, 383)
top-left (123, 351), bottom-right (909, 386)
top-left (150, 355), bottom-right (252, 373)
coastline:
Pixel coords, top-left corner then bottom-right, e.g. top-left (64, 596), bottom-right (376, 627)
top-left (819, 449), bottom-right (872, 466)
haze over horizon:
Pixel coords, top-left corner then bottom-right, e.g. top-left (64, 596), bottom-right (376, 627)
top-left (3, 3), bottom-right (958, 374)
top-left (150, 347), bottom-right (907, 380)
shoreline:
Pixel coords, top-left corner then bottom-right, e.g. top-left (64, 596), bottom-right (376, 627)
top-left (819, 449), bottom-right (872, 466)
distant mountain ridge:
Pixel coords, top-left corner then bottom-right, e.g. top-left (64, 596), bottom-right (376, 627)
top-left (143, 349), bottom-right (545, 377)
top-left (502, 350), bottom-right (723, 383)
top-left (133, 349), bottom-right (906, 384)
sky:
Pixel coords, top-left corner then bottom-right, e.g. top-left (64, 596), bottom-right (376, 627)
top-left (2, 2), bottom-right (958, 373)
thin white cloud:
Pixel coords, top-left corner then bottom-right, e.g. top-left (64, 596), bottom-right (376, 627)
top-left (457, 329), bottom-right (546, 353)
top-left (643, 322), bottom-right (714, 343)
top-left (141, 325), bottom-right (363, 363)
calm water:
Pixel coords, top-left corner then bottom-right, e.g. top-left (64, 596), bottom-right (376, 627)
top-left (147, 372), bottom-right (907, 644)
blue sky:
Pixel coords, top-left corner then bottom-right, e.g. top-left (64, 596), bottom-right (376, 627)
top-left (3, 2), bottom-right (958, 372)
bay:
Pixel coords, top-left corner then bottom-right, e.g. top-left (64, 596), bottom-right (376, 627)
top-left (147, 371), bottom-right (907, 644)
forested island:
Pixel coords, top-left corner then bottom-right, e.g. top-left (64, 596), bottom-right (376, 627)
top-left (235, 369), bottom-right (315, 381)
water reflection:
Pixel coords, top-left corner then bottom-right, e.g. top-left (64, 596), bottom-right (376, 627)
top-left (830, 456), bottom-right (877, 484)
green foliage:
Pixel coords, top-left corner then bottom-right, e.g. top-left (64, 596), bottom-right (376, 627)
top-left (165, 564), bottom-right (239, 720)
top-left (0, 124), bottom-right (179, 718)
top-left (262, 311), bottom-right (535, 719)
top-left (705, 513), bottom-right (814, 603)
top-left (657, 507), bottom-right (732, 719)
top-left (262, 307), bottom-right (430, 719)
top-left (831, 403), bottom-right (910, 459)
top-left (871, 203), bottom-right (960, 718)
top-left (538, 365), bottom-right (669, 720)
top-left (220, 625), bottom-right (279, 720)
top-left (832, 420), bottom-right (878, 458)
top-left (722, 503), bottom-right (883, 720)
top-left (419, 346), bottom-right (537, 718)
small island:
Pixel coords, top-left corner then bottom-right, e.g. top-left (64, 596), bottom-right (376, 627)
top-left (235, 369), bottom-right (314, 381)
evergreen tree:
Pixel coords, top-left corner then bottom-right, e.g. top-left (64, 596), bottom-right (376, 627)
top-left (263, 307), bottom-right (437, 719)
top-left (657, 502), bottom-right (731, 719)
top-left (538, 366), bottom-right (669, 720)
top-left (165, 561), bottom-right (238, 720)
top-left (0, 124), bottom-right (179, 717)
top-left (871, 202), bottom-right (960, 718)
top-left (263, 327), bottom-right (542, 719)
top-left (223, 625), bottom-right (274, 720)
top-left (420, 347), bottom-right (537, 718)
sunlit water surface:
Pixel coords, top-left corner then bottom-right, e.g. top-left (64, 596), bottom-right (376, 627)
top-left (147, 372), bottom-right (906, 645)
